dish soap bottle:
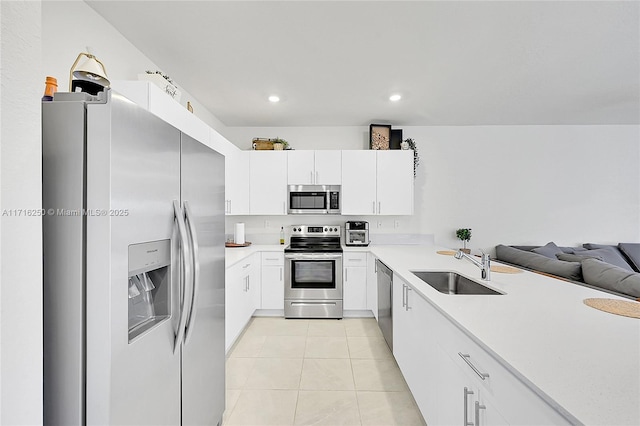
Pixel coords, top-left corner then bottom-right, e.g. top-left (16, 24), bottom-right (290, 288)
top-left (279, 227), bottom-right (285, 245)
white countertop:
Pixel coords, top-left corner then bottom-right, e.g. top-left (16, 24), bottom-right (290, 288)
top-left (368, 245), bottom-right (640, 426)
top-left (225, 244), bottom-right (284, 268)
top-left (225, 244), bottom-right (640, 425)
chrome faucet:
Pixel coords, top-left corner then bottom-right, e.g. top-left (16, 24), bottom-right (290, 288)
top-left (455, 250), bottom-right (491, 281)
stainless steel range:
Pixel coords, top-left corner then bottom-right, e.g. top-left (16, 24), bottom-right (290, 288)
top-left (284, 225), bottom-right (343, 319)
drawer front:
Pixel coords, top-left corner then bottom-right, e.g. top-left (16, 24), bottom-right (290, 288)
top-left (343, 252), bottom-right (367, 266)
top-left (261, 252), bottom-right (284, 266)
top-left (437, 315), bottom-right (572, 425)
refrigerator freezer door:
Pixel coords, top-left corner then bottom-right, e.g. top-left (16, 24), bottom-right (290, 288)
top-left (43, 99), bottom-right (88, 425)
top-left (85, 93), bottom-right (182, 425)
top-left (180, 134), bottom-right (226, 425)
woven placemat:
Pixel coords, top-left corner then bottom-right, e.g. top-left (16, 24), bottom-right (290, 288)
top-left (436, 250), bottom-right (457, 256)
top-left (491, 265), bottom-right (522, 274)
top-left (583, 298), bottom-right (640, 319)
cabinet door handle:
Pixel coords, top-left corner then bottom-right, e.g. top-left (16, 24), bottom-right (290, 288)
top-left (405, 286), bottom-right (412, 311)
top-left (310, 171), bottom-right (314, 184)
top-left (475, 401), bottom-right (486, 426)
top-left (247, 276), bottom-right (250, 290)
top-left (401, 283), bottom-right (407, 308)
top-left (229, 200), bottom-right (232, 213)
top-left (280, 267), bottom-right (283, 281)
top-left (378, 201), bottom-right (381, 214)
top-left (464, 387), bottom-right (474, 426)
top-left (459, 353), bottom-right (490, 380)
top-left (345, 268), bottom-right (348, 282)
top-left (372, 201), bottom-right (376, 214)
top-left (316, 171), bottom-right (319, 183)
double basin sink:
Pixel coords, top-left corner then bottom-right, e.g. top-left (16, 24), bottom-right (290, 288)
top-left (411, 271), bottom-right (503, 295)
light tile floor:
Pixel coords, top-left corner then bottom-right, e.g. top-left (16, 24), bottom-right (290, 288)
top-left (224, 317), bottom-right (426, 426)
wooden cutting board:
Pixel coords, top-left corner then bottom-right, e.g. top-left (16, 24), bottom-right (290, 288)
top-left (225, 241), bottom-right (252, 248)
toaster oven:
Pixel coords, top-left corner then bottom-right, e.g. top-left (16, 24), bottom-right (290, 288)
top-left (345, 221), bottom-right (369, 246)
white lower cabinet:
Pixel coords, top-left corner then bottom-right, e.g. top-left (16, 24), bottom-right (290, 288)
top-left (437, 345), bottom-right (508, 426)
top-left (343, 252), bottom-right (367, 310)
top-left (392, 275), bottom-right (572, 425)
top-left (392, 276), bottom-right (440, 425)
top-left (260, 252), bottom-right (284, 310)
top-left (225, 253), bottom-right (260, 353)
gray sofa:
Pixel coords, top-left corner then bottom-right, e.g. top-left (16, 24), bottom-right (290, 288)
top-left (495, 242), bottom-right (640, 300)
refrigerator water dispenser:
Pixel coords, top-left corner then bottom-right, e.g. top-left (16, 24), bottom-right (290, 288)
top-left (128, 240), bottom-right (171, 342)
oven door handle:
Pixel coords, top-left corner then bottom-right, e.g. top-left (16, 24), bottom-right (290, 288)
top-left (285, 253), bottom-right (343, 260)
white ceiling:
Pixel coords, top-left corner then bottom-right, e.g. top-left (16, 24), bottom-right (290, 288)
top-left (86, 1), bottom-right (639, 127)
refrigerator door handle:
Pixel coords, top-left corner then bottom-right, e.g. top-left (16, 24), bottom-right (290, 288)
top-left (183, 200), bottom-right (200, 345)
top-left (173, 200), bottom-right (193, 353)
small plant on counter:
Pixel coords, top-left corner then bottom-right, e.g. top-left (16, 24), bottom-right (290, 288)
top-left (456, 228), bottom-right (472, 252)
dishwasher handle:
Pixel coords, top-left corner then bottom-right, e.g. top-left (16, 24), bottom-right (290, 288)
top-left (376, 259), bottom-right (393, 280)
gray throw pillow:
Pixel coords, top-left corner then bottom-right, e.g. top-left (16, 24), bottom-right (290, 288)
top-left (556, 252), bottom-right (604, 263)
top-left (559, 247), bottom-right (588, 254)
top-left (495, 245), bottom-right (582, 281)
top-left (531, 242), bottom-right (563, 259)
top-left (581, 258), bottom-right (640, 298)
top-left (618, 243), bottom-right (640, 272)
top-left (578, 247), bottom-right (634, 272)
top-left (583, 243), bottom-right (615, 250)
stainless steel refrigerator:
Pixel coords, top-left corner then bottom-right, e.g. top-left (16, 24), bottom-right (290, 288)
top-left (42, 90), bottom-right (225, 425)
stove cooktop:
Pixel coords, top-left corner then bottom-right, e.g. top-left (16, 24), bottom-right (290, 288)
top-left (285, 225), bottom-right (343, 253)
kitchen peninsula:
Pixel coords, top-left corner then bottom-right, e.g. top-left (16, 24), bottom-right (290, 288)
top-left (226, 243), bottom-right (640, 425)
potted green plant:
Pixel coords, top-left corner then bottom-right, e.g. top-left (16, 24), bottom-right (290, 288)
top-left (272, 138), bottom-right (289, 150)
top-left (404, 138), bottom-right (420, 178)
top-left (456, 228), bottom-right (472, 254)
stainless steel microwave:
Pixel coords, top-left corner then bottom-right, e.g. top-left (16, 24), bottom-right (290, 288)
top-left (288, 185), bottom-right (340, 214)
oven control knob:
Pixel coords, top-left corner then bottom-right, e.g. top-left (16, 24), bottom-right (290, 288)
top-left (324, 227), bottom-right (328, 232)
top-left (333, 228), bottom-right (337, 232)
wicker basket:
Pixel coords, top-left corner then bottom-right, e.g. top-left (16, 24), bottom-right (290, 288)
top-left (252, 138), bottom-right (274, 150)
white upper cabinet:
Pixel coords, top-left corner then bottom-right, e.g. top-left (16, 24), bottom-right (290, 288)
top-left (287, 151), bottom-right (315, 184)
top-left (341, 150), bottom-right (377, 215)
top-left (341, 150), bottom-right (413, 215)
top-left (287, 150), bottom-right (341, 185)
top-left (225, 151), bottom-right (250, 215)
top-left (249, 151), bottom-right (288, 215)
top-left (313, 150), bottom-right (341, 184)
top-left (376, 150), bottom-right (413, 215)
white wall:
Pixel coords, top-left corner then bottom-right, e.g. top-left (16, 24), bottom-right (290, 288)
top-left (411, 125), bottom-right (640, 251)
top-left (42, 1), bottom-right (226, 134)
top-left (223, 126), bottom-right (368, 151)
top-left (0, 2), bottom-right (43, 424)
top-left (225, 124), bottom-right (640, 252)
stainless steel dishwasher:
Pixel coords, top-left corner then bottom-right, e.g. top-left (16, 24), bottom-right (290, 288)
top-left (376, 259), bottom-right (393, 351)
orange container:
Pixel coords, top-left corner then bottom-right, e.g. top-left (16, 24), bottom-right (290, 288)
top-left (42, 76), bottom-right (58, 100)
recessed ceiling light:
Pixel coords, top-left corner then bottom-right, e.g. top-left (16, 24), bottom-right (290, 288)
top-left (389, 94), bottom-right (402, 102)
top-left (268, 95), bottom-right (280, 103)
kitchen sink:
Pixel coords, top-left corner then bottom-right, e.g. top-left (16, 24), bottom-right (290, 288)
top-left (411, 271), bottom-right (503, 295)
